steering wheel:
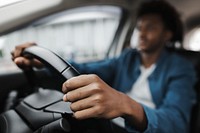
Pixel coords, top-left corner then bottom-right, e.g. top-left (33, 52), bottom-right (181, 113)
top-left (0, 46), bottom-right (81, 133)
top-left (0, 46), bottom-right (122, 133)
top-left (22, 45), bottom-right (80, 80)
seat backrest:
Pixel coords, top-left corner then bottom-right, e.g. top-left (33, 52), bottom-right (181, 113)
top-left (166, 47), bottom-right (200, 133)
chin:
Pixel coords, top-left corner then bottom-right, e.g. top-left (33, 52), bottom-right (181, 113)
top-left (137, 46), bottom-right (148, 52)
top-left (137, 47), bottom-right (154, 54)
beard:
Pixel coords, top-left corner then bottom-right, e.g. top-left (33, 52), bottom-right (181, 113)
top-left (136, 41), bottom-right (165, 54)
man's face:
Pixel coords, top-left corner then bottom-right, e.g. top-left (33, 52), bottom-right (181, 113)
top-left (135, 14), bottom-right (171, 53)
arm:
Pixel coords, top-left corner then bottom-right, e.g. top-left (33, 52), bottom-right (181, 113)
top-left (62, 49), bottom-right (148, 131)
top-left (63, 55), bottom-right (195, 133)
top-left (125, 61), bottom-right (196, 133)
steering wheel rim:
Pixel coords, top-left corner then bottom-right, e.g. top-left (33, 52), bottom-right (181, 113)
top-left (22, 46), bottom-right (79, 80)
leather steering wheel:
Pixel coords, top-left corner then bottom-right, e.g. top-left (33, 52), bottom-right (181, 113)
top-left (22, 45), bottom-right (79, 80)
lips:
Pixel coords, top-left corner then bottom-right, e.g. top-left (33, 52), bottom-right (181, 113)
top-left (139, 39), bottom-right (147, 46)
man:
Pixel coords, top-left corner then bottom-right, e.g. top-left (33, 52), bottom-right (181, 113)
top-left (12, 1), bottom-right (196, 132)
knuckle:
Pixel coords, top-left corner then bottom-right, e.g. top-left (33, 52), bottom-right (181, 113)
top-left (15, 45), bottom-right (21, 49)
top-left (27, 42), bottom-right (36, 46)
top-left (15, 45), bottom-right (24, 51)
top-left (92, 82), bottom-right (102, 91)
top-left (95, 106), bottom-right (104, 117)
top-left (93, 94), bottom-right (103, 104)
top-left (90, 74), bottom-right (100, 82)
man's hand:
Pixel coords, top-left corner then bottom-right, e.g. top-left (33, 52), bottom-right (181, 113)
top-left (11, 42), bottom-right (44, 69)
top-left (62, 74), bottom-right (126, 120)
top-left (62, 74), bottom-right (147, 131)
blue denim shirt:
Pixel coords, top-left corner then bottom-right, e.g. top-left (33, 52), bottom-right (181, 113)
top-left (71, 48), bottom-right (196, 133)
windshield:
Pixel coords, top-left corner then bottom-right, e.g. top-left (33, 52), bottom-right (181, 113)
top-left (0, 5), bottom-right (121, 73)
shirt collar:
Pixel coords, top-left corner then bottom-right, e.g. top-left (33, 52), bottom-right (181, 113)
top-left (134, 49), bottom-right (169, 79)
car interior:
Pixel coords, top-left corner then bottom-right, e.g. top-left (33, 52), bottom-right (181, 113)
top-left (0, 0), bottom-right (200, 133)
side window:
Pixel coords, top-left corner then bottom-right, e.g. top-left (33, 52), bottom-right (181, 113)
top-left (0, 6), bottom-right (121, 63)
top-left (184, 28), bottom-right (200, 51)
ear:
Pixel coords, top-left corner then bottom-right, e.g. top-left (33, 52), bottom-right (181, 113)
top-left (164, 30), bottom-right (173, 42)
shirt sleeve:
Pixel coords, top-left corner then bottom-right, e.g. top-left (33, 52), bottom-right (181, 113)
top-left (70, 48), bottom-right (133, 85)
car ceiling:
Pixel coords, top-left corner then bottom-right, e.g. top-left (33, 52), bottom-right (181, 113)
top-left (0, 0), bottom-right (139, 35)
top-left (0, 0), bottom-right (199, 35)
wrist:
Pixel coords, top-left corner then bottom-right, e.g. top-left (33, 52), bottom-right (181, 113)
top-left (121, 94), bottom-right (147, 131)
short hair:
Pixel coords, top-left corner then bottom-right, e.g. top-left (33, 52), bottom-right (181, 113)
top-left (136, 0), bottom-right (183, 43)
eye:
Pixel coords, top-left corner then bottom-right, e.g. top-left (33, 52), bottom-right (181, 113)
top-left (146, 25), bottom-right (155, 31)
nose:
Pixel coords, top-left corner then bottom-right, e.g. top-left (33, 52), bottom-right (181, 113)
top-left (138, 28), bottom-right (146, 40)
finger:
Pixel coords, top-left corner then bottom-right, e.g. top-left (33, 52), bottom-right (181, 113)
top-left (70, 96), bottom-right (94, 112)
top-left (13, 42), bottom-right (36, 58)
top-left (62, 74), bottom-right (99, 93)
top-left (14, 57), bottom-right (39, 69)
top-left (11, 50), bottom-right (19, 61)
top-left (73, 107), bottom-right (99, 120)
top-left (63, 84), bottom-right (96, 102)
top-left (14, 57), bottom-right (32, 67)
top-left (14, 46), bottom-right (23, 58)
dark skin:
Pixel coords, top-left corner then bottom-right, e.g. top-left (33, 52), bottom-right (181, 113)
top-left (11, 14), bottom-right (172, 131)
top-left (136, 14), bottom-right (172, 68)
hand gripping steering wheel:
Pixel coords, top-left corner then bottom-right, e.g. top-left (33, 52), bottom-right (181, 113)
top-left (21, 46), bottom-right (115, 133)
